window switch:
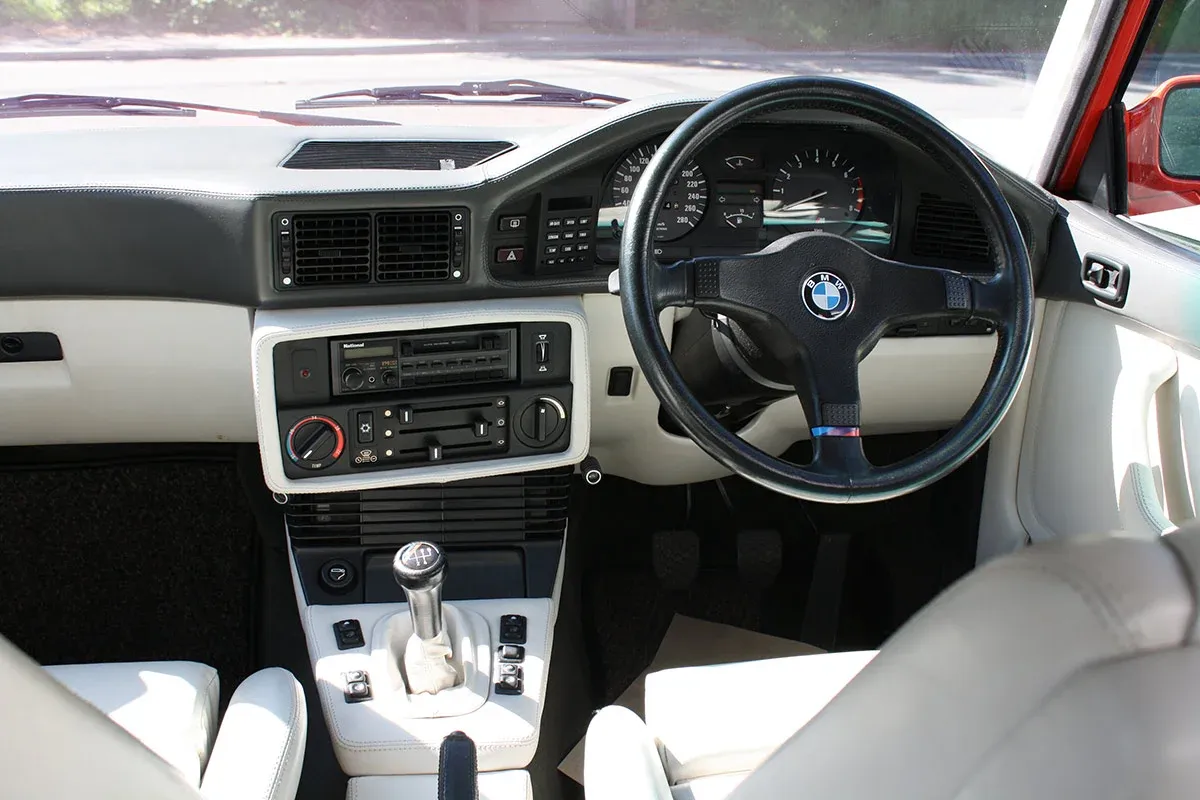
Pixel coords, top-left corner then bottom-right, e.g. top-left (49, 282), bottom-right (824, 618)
top-left (498, 644), bottom-right (525, 662)
top-left (343, 670), bottom-right (372, 703)
top-left (499, 614), bottom-right (527, 644)
top-left (333, 619), bottom-right (365, 650)
top-left (495, 665), bottom-right (524, 696)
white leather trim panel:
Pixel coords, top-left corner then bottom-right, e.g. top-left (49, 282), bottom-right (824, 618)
top-left (0, 300), bottom-right (256, 446)
top-left (346, 770), bottom-right (533, 800)
top-left (646, 651), bottom-right (877, 783)
top-left (1018, 301), bottom-right (1177, 542)
top-left (583, 294), bottom-right (996, 485)
top-left (252, 298), bottom-right (590, 494)
top-left (45, 660), bottom-right (219, 787)
top-left (200, 668), bottom-right (308, 800)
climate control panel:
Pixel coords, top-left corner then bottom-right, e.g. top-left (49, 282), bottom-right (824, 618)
top-left (271, 322), bottom-right (573, 480)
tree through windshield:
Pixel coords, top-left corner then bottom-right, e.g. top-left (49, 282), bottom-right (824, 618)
top-left (1, 0), bottom-right (1068, 166)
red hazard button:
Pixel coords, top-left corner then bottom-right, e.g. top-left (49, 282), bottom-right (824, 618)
top-left (495, 246), bottom-right (525, 264)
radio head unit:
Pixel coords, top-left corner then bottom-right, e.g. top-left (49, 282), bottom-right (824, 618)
top-left (331, 327), bottom-right (517, 396)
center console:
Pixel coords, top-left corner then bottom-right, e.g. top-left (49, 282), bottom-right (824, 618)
top-left (252, 299), bottom-right (586, 799)
top-left (252, 298), bottom-right (589, 493)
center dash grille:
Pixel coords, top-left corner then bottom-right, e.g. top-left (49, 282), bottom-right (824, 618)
top-left (376, 210), bottom-right (452, 282)
top-left (291, 213), bottom-right (372, 285)
top-left (285, 468), bottom-right (571, 541)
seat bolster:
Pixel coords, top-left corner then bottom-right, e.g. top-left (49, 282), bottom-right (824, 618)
top-left (646, 651), bottom-right (877, 783)
top-left (585, 705), bottom-right (673, 800)
top-left (200, 668), bottom-right (307, 800)
top-left (45, 660), bottom-right (219, 786)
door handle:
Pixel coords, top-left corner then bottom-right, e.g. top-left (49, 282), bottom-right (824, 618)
top-left (1081, 253), bottom-right (1129, 306)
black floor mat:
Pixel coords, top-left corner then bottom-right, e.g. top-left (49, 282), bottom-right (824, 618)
top-left (0, 448), bottom-right (257, 703)
top-left (579, 432), bottom-right (986, 703)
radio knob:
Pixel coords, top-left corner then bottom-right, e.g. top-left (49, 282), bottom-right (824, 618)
top-left (286, 415), bottom-right (345, 470)
top-left (342, 367), bottom-right (365, 391)
top-left (381, 369), bottom-right (398, 388)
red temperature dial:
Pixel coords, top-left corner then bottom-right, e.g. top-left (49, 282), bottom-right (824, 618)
top-left (286, 415), bottom-right (345, 470)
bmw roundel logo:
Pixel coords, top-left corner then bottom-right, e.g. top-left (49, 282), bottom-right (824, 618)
top-left (802, 272), bottom-right (853, 321)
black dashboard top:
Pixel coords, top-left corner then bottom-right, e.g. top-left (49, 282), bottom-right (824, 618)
top-left (0, 96), bottom-right (1061, 308)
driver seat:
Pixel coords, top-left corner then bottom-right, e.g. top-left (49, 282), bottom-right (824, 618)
top-left (585, 524), bottom-right (1200, 800)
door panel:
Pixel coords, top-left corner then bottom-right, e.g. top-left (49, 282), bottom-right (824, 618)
top-left (1018, 299), bottom-right (1177, 541)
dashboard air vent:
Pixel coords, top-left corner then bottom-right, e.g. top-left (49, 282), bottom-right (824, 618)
top-left (282, 140), bottom-right (516, 170)
top-left (284, 468), bottom-right (571, 540)
top-left (375, 210), bottom-right (453, 282)
top-left (912, 193), bottom-right (991, 263)
top-left (291, 213), bottom-right (372, 285)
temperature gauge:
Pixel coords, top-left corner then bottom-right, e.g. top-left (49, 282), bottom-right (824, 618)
top-left (723, 154), bottom-right (762, 170)
top-left (715, 183), bottom-right (763, 229)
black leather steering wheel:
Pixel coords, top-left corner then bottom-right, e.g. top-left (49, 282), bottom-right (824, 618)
top-left (619, 77), bottom-right (1034, 503)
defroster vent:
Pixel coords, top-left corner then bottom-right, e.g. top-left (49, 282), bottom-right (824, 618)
top-left (282, 140), bottom-right (515, 170)
top-left (912, 193), bottom-right (991, 264)
top-left (285, 468), bottom-right (571, 541)
top-left (289, 213), bottom-right (371, 285)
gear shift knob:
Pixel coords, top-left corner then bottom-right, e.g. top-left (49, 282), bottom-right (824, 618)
top-left (393, 541), bottom-right (447, 642)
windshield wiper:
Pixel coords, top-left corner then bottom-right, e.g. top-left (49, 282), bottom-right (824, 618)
top-left (296, 79), bottom-right (628, 110)
top-left (0, 94), bottom-right (397, 126)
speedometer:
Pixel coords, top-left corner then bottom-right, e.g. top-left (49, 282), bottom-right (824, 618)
top-left (606, 143), bottom-right (709, 241)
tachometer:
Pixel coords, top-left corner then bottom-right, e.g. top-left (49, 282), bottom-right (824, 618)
top-left (765, 149), bottom-right (864, 235)
top-left (606, 143), bottom-right (709, 241)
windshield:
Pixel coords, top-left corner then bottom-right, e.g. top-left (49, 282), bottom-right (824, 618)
top-left (1, 0), bottom-right (1069, 167)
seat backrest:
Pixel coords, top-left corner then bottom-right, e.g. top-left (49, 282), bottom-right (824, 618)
top-left (0, 633), bottom-right (204, 800)
top-left (730, 525), bottom-right (1200, 800)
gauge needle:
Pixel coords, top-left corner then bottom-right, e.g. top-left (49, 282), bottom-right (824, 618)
top-left (778, 191), bottom-right (828, 211)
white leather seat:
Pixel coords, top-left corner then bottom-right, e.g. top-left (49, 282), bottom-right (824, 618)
top-left (46, 661), bottom-right (220, 786)
top-left (1, 646), bottom-right (307, 800)
top-left (586, 525), bottom-right (1200, 800)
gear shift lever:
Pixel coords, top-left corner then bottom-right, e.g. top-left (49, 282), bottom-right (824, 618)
top-left (393, 541), bottom-right (447, 642)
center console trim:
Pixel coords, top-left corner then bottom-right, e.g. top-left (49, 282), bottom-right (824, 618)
top-left (252, 298), bottom-right (590, 494)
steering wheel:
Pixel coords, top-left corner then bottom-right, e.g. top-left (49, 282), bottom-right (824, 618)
top-left (619, 77), bottom-right (1034, 503)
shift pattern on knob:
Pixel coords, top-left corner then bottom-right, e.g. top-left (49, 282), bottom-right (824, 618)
top-left (394, 541), bottom-right (447, 643)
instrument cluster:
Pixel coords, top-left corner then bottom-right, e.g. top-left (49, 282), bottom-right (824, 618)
top-left (594, 124), bottom-right (897, 263)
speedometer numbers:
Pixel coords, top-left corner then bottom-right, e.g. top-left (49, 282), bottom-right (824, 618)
top-left (766, 149), bottom-right (865, 235)
top-left (606, 143), bottom-right (709, 241)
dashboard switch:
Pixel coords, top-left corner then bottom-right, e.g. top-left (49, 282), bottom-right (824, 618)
top-left (535, 340), bottom-right (549, 364)
top-left (474, 419), bottom-right (490, 438)
top-left (495, 246), bottom-right (525, 264)
top-left (356, 411), bottom-right (375, 444)
top-left (428, 442), bottom-right (444, 462)
top-left (498, 215), bottom-right (527, 232)
top-left (396, 406), bottom-right (414, 425)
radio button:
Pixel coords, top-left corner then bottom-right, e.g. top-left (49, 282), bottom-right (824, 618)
top-left (381, 370), bottom-right (398, 388)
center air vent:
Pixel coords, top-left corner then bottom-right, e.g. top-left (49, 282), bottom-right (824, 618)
top-left (376, 210), bottom-right (453, 282)
top-left (275, 208), bottom-right (467, 289)
top-left (282, 140), bottom-right (515, 170)
top-left (284, 468), bottom-right (571, 540)
top-left (912, 193), bottom-right (991, 264)
top-left (290, 213), bottom-right (371, 285)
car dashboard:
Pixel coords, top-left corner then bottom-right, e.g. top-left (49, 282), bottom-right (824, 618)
top-left (0, 94), bottom-right (1060, 489)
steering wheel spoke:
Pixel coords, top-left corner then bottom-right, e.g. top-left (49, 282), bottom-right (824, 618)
top-left (970, 274), bottom-right (1013, 326)
top-left (791, 345), bottom-right (872, 476)
top-left (870, 259), bottom-right (973, 328)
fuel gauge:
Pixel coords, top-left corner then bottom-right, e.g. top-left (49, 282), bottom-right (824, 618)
top-left (715, 183), bottom-right (763, 229)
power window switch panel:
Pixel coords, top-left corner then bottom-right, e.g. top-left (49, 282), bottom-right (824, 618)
top-left (334, 619), bottom-right (365, 650)
top-left (495, 666), bottom-right (524, 696)
top-left (499, 614), bottom-right (527, 644)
